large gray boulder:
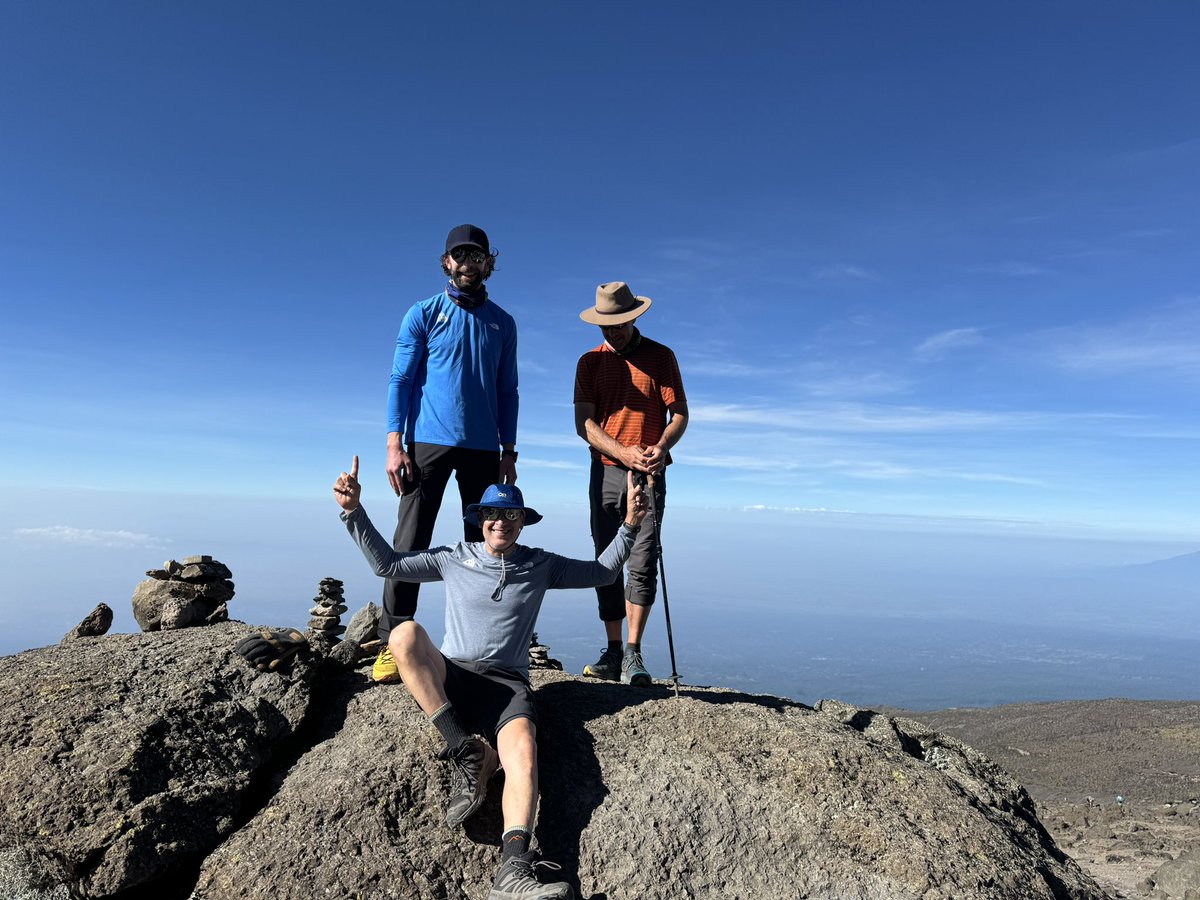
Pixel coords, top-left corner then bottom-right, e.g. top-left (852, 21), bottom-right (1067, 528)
top-left (0, 626), bottom-right (1110, 900)
top-left (1148, 849), bottom-right (1200, 899)
top-left (193, 671), bottom-right (1108, 900)
top-left (0, 623), bottom-right (313, 897)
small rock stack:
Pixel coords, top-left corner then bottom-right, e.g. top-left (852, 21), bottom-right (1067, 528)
top-left (529, 632), bottom-right (563, 671)
top-left (307, 578), bottom-right (348, 650)
top-left (132, 555), bottom-right (234, 632)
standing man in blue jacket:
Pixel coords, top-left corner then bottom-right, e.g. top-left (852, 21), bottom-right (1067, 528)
top-left (375, 224), bottom-right (520, 682)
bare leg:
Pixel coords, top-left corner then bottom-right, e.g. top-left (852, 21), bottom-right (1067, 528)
top-left (626, 601), bottom-right (651, 646)
top-left (387, 621), bottom-right (448, 716)
top-left (603, 618), bottom-right (623, 642)
top-left (496, 716), bottom-right (538, 831)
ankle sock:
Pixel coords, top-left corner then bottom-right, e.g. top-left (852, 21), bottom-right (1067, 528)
top-left (607, 639), bottom-right (622, 654)
top-left (430, 703), bottom-right (470, 752)
top-left (502, 827), bottom-right (531, 859)
top-left (626, 642), bottom-right (641, 655)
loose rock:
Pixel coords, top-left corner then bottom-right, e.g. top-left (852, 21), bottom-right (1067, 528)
top-left (60, 604), bottom-right (113, 642)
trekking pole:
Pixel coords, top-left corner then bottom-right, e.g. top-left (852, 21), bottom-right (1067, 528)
top-left (640, 472), bottom-right (681, 698)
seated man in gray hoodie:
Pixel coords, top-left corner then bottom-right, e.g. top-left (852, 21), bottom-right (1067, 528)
top-left (333, 456), bottom-right (646, 900)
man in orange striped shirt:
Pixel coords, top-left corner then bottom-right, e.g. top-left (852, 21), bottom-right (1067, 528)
top-left (573, 282), bottom-right (689, 686)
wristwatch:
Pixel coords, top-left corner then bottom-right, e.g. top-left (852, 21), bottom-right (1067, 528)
top-left (502, 449), bottom-right (519, 460)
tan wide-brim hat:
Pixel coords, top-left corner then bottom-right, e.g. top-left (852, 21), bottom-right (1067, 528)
top-left (579, 282), bottom-right (653, 325)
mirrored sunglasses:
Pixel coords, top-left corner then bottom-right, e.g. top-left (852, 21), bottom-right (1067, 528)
top-left (449, 246), bottom-right (488, 265)
top-left (479, 506), bottom-right (524, 521)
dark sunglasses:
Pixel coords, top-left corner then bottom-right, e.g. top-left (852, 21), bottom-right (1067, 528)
top-left (479, 506), bottom-right (524, 521)
top-left (449, 246), bottom-right (488, 265)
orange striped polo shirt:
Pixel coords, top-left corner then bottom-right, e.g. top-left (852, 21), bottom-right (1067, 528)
top-left (573, 336), bottom-right (686, 466)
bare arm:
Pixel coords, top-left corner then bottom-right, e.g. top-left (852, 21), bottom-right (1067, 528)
top-left (642, 400), bottom-right (689, 474)
top-left (574, 401), bottom-right (652, 472)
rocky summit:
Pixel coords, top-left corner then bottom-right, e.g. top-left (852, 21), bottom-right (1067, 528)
top-left (0, 626), bottom-right (1109, 900)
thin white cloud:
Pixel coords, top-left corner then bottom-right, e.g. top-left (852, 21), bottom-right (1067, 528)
top-left (814, 263), bottom-right (878, 281)
top-left (914, 327), bottom-right (984, 360)
top-left (519, 430), bottom-right (586, 450)
top-left (655, 238), bottom-right (742, 268)
top-left (967, 262), bottom-right (1048, 277)
top-left (739, 505), bottom-right (1066, 531)
top-left (821, 459), bottom-right (1045, 486)
top-left (690, 401), bottom-right (1126, 434)
top-left (1040, 301), bottom-right (1200, 378)
top-left (802, 372), bottom-right (912, 399)
top-left (13, 526), bottom-right (169, 549)
top-left (520, 458), bottom-right (587, 472)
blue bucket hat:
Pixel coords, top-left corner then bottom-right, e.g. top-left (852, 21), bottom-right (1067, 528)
top-left (463, 483), bottom-right (543, 526)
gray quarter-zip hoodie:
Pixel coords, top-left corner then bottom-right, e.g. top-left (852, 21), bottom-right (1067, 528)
top-left (341, 505), bottom-right (637, 677)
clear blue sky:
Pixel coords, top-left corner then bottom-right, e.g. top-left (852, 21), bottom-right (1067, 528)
top-left (2, 3), bottom-right (1198, 655)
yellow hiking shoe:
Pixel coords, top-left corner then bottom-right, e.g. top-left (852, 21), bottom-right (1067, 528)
top-left (372, 647), bottom-right (402, 684)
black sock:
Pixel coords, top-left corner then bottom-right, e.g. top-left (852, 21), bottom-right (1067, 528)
top-left (430, 703), bottom-right (470, 752)
top-left (607, 639), bottom-right (622, 654)
top-left (502, 827), bottom-right (531, 859)
top-left (626, 642), bottom-right (641, 654)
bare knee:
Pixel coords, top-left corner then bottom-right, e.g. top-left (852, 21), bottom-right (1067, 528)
top-left (498, 718), bottom-right (537, 772)
top-left (388, 620), bottom-right (428, 663)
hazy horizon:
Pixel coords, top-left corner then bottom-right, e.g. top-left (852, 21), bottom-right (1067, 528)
top-left (4, 487), bottom-right (1196, 710)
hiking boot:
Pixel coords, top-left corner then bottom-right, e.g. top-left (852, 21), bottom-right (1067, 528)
top-left (372, 647), bottom-right (402, 684)
top-left (437, 737), bottom-right (500, 827)
top-left (487, 851), bottom-right (573, 900)
top-left (582, 646), bottom-right (622, 681)
top-left (621, 648), bottom-right (652, 687)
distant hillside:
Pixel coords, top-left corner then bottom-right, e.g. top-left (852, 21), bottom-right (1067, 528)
top-left (1122, 549), bottom-right (1200, 577)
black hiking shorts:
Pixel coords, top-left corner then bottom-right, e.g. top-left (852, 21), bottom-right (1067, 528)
top-left (442, 657), bottom-right (537, 741)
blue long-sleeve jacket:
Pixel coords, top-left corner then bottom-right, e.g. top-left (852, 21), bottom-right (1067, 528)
top-left (387, 292), bottom-right (519, 450)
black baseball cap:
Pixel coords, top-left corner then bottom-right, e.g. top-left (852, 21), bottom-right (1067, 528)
top-left (445, 224), bottom-right (490, 254)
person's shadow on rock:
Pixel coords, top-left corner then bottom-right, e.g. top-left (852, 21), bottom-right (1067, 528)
top-left (527, 677), bottom-right (669, 898)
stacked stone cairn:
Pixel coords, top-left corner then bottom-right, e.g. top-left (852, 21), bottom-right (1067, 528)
top-left (529, 632), bottom-right (563, 671)
top-left (132, 555), bottom-right (234, 632)
top-left (307, 578), bottom-right (348, 652)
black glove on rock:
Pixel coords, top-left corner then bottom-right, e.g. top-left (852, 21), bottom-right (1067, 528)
top-left (236, 629), bottom-right (308, 671)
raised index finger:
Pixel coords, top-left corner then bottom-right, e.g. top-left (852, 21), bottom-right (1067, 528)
top-left (350, 455), bottom-right (359, 480)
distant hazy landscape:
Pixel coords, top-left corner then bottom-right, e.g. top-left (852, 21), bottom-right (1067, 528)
top-left (3, 491), bottom-right (1195, 712)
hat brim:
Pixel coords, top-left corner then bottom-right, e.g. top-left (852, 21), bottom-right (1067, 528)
top-left (446, 241), bottom-right (487, 253)
top-left (463, 505), bottom-right (542, 526)
top-left (579, 296), bottom-right (652, 326)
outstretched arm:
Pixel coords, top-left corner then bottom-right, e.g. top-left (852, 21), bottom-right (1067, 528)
top-left (548, 472), bottom-right (649, 589)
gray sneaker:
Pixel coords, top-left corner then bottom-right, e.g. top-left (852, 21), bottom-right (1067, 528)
top-left (582, 646), bottom-right (622, 681)
top-left (621, 648), bottom-right (652, 687)
top-left (487, 851), bottom-right (573, 900)
top-left (437, 737), bottom-right (499, 827)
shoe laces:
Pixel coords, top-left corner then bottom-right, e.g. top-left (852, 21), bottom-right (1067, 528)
top-left (624, 649), bottom-right (645, 670)
top-left (506, 854), bottom-right (563, 883)
top-left (439, 742), bottom-right (483, 790)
